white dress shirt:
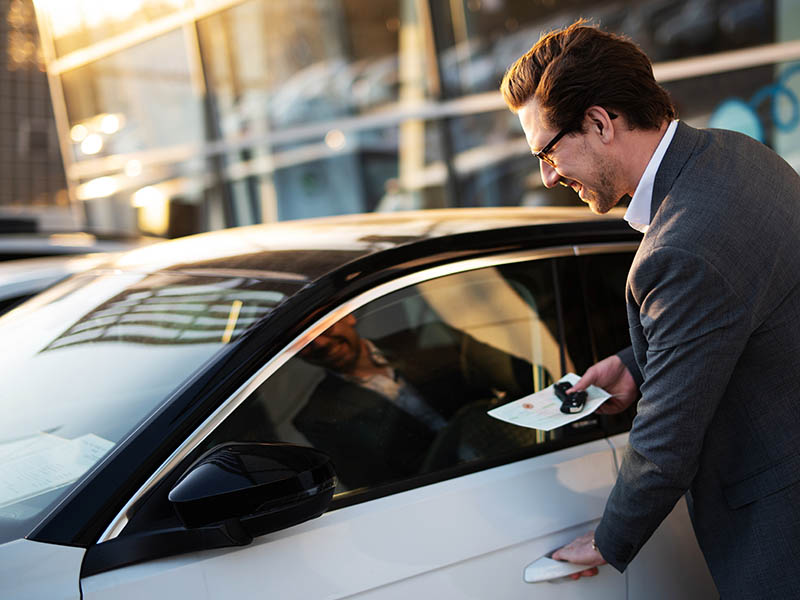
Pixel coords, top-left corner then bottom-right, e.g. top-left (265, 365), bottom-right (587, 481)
top-left (624, 120), bottom-right (679, 233)
top-left (339, 339), bottom-right (446, 430)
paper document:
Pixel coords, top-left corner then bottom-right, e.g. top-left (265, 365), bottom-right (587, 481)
top-left (0, 432), bottom-right (114, 508)
top-left (488, 373), bottom-right (611, 431)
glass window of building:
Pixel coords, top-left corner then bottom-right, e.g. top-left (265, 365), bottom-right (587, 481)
top-left (60, 29), bottom-right (204, 161)
top-left (37, 0), bottom-right (193, 58)
top-left (28, 0), bottom-right (800, 235)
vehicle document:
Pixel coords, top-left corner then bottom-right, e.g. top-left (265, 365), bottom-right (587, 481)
top-left (488, 373), bottom-right (611, 431)
top-left (0, 433), bottom-right (114, 508)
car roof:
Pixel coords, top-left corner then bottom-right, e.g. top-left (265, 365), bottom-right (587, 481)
top-left (108, 207), bottom-right (632, 282)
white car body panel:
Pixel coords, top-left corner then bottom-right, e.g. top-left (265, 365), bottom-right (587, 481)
top-left (83, 439), bottom-right (625, 599)
top-left (0, 538), bottom-right (83, 599)
top-left (83, 433), bottom-right (718, 599)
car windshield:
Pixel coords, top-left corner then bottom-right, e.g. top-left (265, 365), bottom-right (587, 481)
top-left (0, 268), bottom-right (303, 543)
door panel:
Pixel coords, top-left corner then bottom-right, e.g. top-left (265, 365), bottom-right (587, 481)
top-left (81, 440), bottom-right (624, 599)
top-left (343, 522), bottom-right (622, 599)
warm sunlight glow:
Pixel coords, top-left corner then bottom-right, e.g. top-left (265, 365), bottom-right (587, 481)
top-left (80, 133), bottom-right (103, 155)
top-left (76, 176), bottom-right (119, 200)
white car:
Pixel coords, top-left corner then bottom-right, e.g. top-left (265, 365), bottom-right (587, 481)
top-left (0, 208), bottom-right (716, 598)
top-left (0, 254), bottom-right (114, 314)
top-left (0, 231), bottom-right (159, 314)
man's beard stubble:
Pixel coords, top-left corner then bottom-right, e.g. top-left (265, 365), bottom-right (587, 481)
top-left (579, 155), bottom-right (625, 214)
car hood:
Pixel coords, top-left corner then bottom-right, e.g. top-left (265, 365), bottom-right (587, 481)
top-left (0, 538), bottom-right (83, 599)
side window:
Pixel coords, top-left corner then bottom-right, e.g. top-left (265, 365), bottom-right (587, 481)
top-left (206, 258), bottom-right (606, 498)
top-left (556, 251), bottom-right (636, 432)
top-left (577, 252), bottom-right (634, 360)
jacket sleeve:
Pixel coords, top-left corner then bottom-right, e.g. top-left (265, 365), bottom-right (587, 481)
top-left (616, 345), bottom-right (643, 389)
top-left (595, 244), bottom-right (750, 571)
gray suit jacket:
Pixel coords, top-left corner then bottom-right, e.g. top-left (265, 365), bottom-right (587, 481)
top-left (594, 121), bottom-right (800, 598)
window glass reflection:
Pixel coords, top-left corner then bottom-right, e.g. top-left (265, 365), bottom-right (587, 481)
top-left (43, 0), bottom-right (193, 58)
top-left (197, 0), bottom-right (431, 135)
top-left (221, 120), bottom-right (450, 222)
top-left (669, 60), bottom-right (800, 161)
top-left (61, 29), bottom-right (204, 162)
top-left (0, 268), bottom-right (302, 543)
top-left (437, 0), bottom-right (778, 98)
top-left (446, 63), bottom-right (800, 210)
top-left (207, 260), bottom-right (618, 499)
top-left (0, 270), bottom-right (297, 442)
top-left (33, 0), bottom-right (800, 235)
top-left (74, 156), bottom-right (211, 237)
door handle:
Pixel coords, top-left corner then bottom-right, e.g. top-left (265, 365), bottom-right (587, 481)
top-left (523, 553), bottom-right (596, 583)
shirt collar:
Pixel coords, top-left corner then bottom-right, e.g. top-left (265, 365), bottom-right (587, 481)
top-left (624, 120), bottom-right (679, 233)
top-left (337, 339), bottom-right (393, 384)
top-left (363, 339), bottom-right (390, 367)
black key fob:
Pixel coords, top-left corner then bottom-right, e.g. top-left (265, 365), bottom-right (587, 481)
top-left (554, 381), bottom-right (587, 414)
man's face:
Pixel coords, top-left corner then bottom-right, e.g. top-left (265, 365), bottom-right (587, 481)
top-left (518, 100), bottom-right (624, 214)
top-left (300, 314), bottom-right (363, 373)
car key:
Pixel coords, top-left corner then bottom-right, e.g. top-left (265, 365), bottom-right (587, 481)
top-left (553, 381), bottom-right (587, 414)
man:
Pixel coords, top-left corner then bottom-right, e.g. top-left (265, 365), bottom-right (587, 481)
top-left (501, 21), bottom-right (800, 598)
top-left (295, 313), bottom-right (535, 489)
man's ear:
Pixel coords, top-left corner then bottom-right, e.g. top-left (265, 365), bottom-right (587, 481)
top-left (584, 106), bottom-right (615, 144)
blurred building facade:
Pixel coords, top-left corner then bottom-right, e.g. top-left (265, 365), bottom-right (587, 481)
top-left (0, 0), bottom-right (69, 230)
top-left (27, 0), bottom-right (800, 237)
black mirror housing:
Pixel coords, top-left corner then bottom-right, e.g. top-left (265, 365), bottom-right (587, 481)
top-left (82, 443), bottom-right (336, 577)
top-left (169, 442), bottom-right (336, 535)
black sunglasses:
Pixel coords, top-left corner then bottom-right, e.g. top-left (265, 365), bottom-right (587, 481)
top-left (533, 111), bottom-right (618, 167)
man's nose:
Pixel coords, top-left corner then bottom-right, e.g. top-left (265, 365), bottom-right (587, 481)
top-left (540, 161), bottom-right (561, 188)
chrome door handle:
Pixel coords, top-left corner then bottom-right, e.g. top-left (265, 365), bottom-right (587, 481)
top-left (523, 554), bottom-right (596, 583)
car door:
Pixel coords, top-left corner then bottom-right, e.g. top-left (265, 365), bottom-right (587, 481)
top-left (558, 249), bottom-right (717, 598)
top-left (81, 247), bottom-right (630, 599)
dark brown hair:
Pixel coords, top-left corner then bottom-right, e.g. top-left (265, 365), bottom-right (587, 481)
top-left (500, 21), bottom-right (676, 132)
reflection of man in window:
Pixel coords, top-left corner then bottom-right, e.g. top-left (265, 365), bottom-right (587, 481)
top-left (300, 314), bottom-right (447, 432)
top-left (294, 314), bottom-right (534, 491)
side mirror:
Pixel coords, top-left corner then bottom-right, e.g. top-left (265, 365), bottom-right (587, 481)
top-left (82, 443), bottom-right (336, 576)
top-left (169, 442), bottom-right (336, 537)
